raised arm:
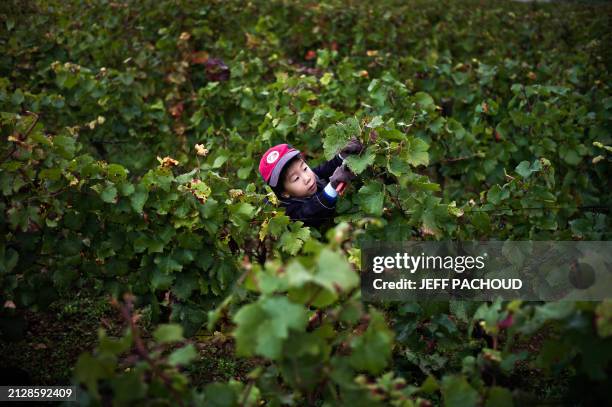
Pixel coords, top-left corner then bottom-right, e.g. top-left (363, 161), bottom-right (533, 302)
top-left (312, 137), bottom-right (364, 179)
top-left (311, 154), bottom-right (344, 180)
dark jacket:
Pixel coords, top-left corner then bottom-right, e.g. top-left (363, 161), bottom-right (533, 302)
top-left (266, 154), bottom-right (344, 229)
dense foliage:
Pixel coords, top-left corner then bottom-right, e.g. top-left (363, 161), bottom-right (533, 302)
top-left (1, 0), bottom-right (611, 405)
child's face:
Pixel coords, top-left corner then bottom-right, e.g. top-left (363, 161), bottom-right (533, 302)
top-left (281, 158), bottom-right (317, 198)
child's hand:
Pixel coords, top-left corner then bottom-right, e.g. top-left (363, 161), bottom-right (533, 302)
top-left (340, 136), bottom-right (364, 156)
top-left (329, 164), bottom-right (356, 188)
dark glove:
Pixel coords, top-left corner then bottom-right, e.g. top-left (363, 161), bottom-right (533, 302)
top-left (339, 136), bottom-right (364, 156)
top-left (329, 164), bottom-right (356, 188)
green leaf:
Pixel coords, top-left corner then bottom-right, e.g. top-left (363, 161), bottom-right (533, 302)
top-left (356, 182), bottom-right (384, 216)
top-left (378, 128), bottom-right (406, 141)
top-left (485, 386), bottom-right (513, 407)
top-left (316, 249), bottom-right (359, 293)
top-left (421, 210), bottom-right (440, 237)
top-left (212, 154), bottom-right (229, 168)
top-left (74, 352), bottom-right (111, 397)
top-left (447, 118), bottom-right (468, 140)
top-left (237, 166), bottom-right (251, 179)
top-left (323, 117), bottom-right (361, 160)
top-left (560, 145), bottom-right (582, 165)
top-left (428, 117), bottom-right (445, 134)
top-left (111, 371), bottom-right (147, 403)
top-left (420, 375), bottom-right (439, 394)
top-left (107, 164), bottom-right (129, 181)
top-left (175, 168), bottom-right (198, 184)
top-left (366, 116), bottom-right (384, 128)
top-left (441, 375), bottom-right (479, 407)
top-left (131, 185), bottom-right (149, 213)
top-left (117, 73), bottom-right (134, 86)
top-left (515, 160), bottom-right (541, 178)
top-left (168, 344), bottom-right (197, 366)
top-left (150, 268), bottom-right (175, 290)
top-left (53, 134), bottom-right (77, 159)
top-left (403, 137), bottom-right (429, 167)
top-left (473, 299), bottom-right (503, 335)
top-left (11, 88), bottom-right (24, 105)
top-left (487, 185), bottom-right (509, 205)
top-left (7, 205), bottom-right (41, 232)
top-left (275, 115), bottom-right (297, 137)
top-left (323, 124), bottom-right (349, 160)
top-left (388, 155), bottom-right (411, 177)
top-left (150, 99), bottom-right (165, 110)
top-left (320, 72), bottom-right (333, 86)
top-left (279, 233), bottom-right (305, 255)
top-left (449, 301), bottom-right (471, 322)
top-left (155, 254), bottom-right (183, 274)
top-left (279, 222), bottom-right (310, 255)
top-left (118, 182), bottom-right (135, 196)
top-left (153, 324), bottom-right (184, 343)
top-left (134, 235), bottom-right (164, 254)
top-left (232, 302), bottom-right (266, 356)
top-left (142, 167), bottom-right (174, 191)
top-left (173, 272), bottom-right (199, 300)
top-left (495, 121), bottom-right (511, 139)
top-left (39, 168), bottom-right (62, 181)
top-left (414, 91), bottom-right (434, 109)
top-left (204, 383), bottom-right (238, 407)
top-left (349, 309), bottom-right (393, 374)
top-left (100, 183), bottom-right (118, 203)
top-left (229, 202), bottom-right (256, 228)
top-left (345, 145), bottom-right (376, 174)
top-left (0, 245), bottom-right (19, 274)
top-left (286, 248), bottom-right (359, 306)
top-left (233, 296), bottom-right (308, 360)
top-left (98, 329), bottom-right (132, 355)
top-left (519, 302), bottom-right (576, 335)
top-left (268, 213), bottom-right (291, 237)
top-left (471, 211), bottom-right (491, 232)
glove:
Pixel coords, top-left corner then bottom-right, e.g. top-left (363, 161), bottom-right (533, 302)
top-left (329, 164), bottom-right (356, 188)
top-left (339, 136), bottom-right (364, 157)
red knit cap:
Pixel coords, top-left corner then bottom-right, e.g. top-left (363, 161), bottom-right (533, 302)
top-left (259, 144), bottom-right (301, 187)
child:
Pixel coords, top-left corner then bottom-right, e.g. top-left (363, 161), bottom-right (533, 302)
top-left (259, 138), bottom-right (364, 228)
